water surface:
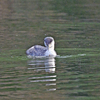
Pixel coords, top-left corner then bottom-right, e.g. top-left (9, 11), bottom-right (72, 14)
top-left (0, 0), bottom-right (100, 100)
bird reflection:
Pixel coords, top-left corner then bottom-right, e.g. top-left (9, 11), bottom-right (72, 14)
top-left (27, 57), bottom-right (56, 91)
top-left (27, 57), bottom-right (56, 73)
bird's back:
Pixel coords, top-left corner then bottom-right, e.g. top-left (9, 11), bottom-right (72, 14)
top-left (26, 45), bottom-right (47, 56)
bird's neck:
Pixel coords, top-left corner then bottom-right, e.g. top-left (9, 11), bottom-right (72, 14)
top-left (47, 46), bottom-right (54, 50)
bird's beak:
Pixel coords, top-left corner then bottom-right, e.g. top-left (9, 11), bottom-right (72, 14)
top-left (48, 44), bottom-right (51, 48)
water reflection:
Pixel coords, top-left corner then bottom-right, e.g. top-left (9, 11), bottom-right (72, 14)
top-left (27, 57), bottom-right (56, 91)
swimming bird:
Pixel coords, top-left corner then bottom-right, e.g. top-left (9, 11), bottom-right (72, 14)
top-left (26, 37), bottom-right (57, 57)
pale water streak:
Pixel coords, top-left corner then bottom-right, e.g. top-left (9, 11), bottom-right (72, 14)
top-left (57, 54), bottom-right (86, 58)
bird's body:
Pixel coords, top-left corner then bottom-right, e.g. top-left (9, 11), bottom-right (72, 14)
top-left (26, 37), bottom-right (57, 57)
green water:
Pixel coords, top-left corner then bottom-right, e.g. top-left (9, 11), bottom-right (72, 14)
top-left (0, 0), bottom-right (100, 100)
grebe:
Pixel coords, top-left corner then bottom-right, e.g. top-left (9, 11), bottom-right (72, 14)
top-left (26, 37), bottom-right (57, 57)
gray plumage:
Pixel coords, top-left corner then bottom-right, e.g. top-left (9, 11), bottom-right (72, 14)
top-left (26, 45), bottom-right (47, 56)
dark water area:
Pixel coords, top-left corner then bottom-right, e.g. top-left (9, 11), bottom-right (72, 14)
top-left (0, 0), bottom-right (100, 100)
